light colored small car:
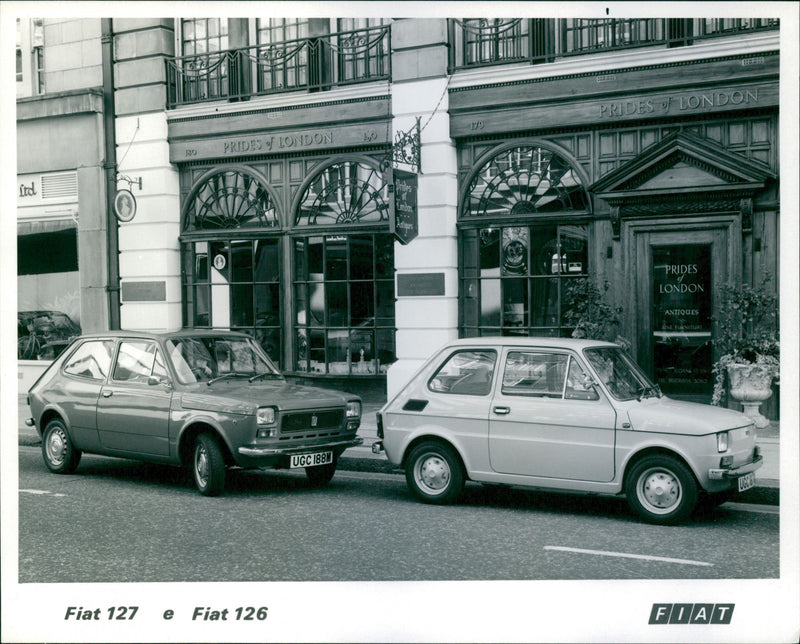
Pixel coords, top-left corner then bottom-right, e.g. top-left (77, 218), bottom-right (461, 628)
top-left (27, 330), bottom-right (362, 496)
top-left (373, 337), bottom-right (763, 524)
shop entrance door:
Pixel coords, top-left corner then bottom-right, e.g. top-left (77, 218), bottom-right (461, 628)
top-left (634, 228), bottom-right (729, 399)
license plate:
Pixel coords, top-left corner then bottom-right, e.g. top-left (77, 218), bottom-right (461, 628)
top-left (290, 451), bottom-right (333, 468)
top-left (738, 472), bottom-right (756, 492)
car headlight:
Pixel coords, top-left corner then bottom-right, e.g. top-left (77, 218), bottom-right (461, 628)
top-left (716, 431), bottom-right (729, 453)
top-left (257, 407), bottom-right (277, 425)
top-left (346, 401), bottom-right (361, 418)
top-left (257, 407), bottom-right (277, 438)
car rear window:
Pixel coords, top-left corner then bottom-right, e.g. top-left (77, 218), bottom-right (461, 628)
top-left (63, 340), bottom-right (115, 381)
top-left (428, 349), bottom-right (496, 396)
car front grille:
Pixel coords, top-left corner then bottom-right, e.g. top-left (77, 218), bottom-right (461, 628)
top-left (280, 409), bottom-right (344, 438)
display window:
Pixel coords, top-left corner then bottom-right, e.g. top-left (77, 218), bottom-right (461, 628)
top-left (459, 141), bottom-right (592, 338)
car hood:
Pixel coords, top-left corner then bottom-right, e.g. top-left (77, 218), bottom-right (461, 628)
top-left (625, 396), bottom-right (752, 436)
top-left (179, 380), bottom-right (355, 415)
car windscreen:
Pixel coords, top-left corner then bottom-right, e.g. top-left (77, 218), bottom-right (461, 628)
top-left (166, 336), bottom-right (281, 384)
top-left (583, 347), bottom-right (656, 401)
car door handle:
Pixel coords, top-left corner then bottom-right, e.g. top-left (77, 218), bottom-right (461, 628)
top-left (102, 390), bottom-right (113, 398)
top-left (493, 406), bottom-right (511, 415)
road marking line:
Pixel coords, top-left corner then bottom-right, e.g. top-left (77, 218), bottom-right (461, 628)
top-left (544, 546), bottom-right (713, 567)
top-left (19, 489), bottom-right (65, 497)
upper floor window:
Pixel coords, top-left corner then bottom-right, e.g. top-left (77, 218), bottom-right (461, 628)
top-left (448, 17), bottom-right (779, 72)
top-left (178, 18), bottom-right (229, 102)
top-left (16, 17), bottom-right (44, 97)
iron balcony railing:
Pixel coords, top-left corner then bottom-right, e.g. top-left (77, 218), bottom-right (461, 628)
top-left (448, 18), bottom-right (779, 71)
top-left (166, 25), bottom-right (390, 109)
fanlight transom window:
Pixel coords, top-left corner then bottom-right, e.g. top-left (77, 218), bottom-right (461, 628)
top-left (464, 145), bottom-right (590, 219)
top-left (185, 169), bottom-right (279, 231)
top-left (295, 161), bottom-right (389, 226)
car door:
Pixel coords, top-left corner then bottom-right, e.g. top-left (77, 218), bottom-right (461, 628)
top-left (488, 348), bottom-right (617, 482)
top-left (57, 339), bottom-right (116, 450)
top-left (96, 339), bottom-right (172, 456)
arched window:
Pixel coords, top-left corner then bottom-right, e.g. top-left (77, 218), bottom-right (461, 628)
top-left (292, 159), bottom-right (394, 376)
top-left (295, 160), bottom-right (389, 226)
top-left (459, 141), bottom-right (592, 338)
top-left (181, 168), bottom-right (282, 364)
top-left (183, 168), bottom-right (280, 231)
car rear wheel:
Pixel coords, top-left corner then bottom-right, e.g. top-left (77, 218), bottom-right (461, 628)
top-left (405, 441), bottom-right (465, 504)
top-left (306, 458), bottom-right (337, 486)
top-left (625, 455), bottom-right (698, 525)
top-left (42, 419), bottom-right (81, 474)
top-left (193, 433), bottom-right (226, 496)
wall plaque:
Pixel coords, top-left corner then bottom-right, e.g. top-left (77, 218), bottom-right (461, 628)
top-left (397, 272), bottom-right (445, 297)
top-left (121, 281), bottom-right (167, 302)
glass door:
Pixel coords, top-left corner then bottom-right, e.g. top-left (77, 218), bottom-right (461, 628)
top-left (651, 244), bottom-right (713, 395)
top-left (632, 226), bottom-right (730, 400)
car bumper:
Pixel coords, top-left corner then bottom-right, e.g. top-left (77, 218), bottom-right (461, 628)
top-left (238, 436), bottom-right (363, 459)
top-left (708, 449), bottom-right (763, 481)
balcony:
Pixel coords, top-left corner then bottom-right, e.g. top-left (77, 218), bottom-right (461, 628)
top-left (447, 18), bottom-right (779, 72)
top-left (166, 25), bottom-right (390, 109)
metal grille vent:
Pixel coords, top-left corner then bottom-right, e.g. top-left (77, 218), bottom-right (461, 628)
top-left (41, 172), bottom-right (78, 200)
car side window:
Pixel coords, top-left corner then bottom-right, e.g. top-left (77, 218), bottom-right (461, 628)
top-left (112, 341), bottom-right (163, 383)
top-left (502, 351), bottom-right (568, 398)
top-left (564, 356), bottom-right (600, 401)
top-left (428, 350), bottom-right (496, 396)
top-left (63, 340), bottom-right (115, 381)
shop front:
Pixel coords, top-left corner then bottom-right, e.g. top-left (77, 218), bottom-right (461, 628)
top-left (169, 100), bottom-right (397, 397)
top-left (449, 51), bottom-right (779, 410)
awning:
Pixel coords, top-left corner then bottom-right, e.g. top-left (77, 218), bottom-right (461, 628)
top-left (17, 218), bottom-right (77, 236)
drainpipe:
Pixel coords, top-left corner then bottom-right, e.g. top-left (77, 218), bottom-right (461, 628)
top-left (101, 18), bottom-right (121, 329)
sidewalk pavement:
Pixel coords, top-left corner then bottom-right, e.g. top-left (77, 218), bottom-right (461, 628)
top-left (17, 396), bottom-right (780, 504)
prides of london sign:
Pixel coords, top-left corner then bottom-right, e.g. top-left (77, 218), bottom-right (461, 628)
top-left (172, 124), bottom-right (387, 162)
top-left (598, 87), bottom-right (762, 119)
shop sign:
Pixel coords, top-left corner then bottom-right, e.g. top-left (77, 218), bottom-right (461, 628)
top-left (391, 169), bottom-right (418, 246)
top-left (171, 123), bottom-right (389, 163)
top-left (114, 189), bottom-right (137, 223)
top-left (652, 244), bottom-right (713, 393)
top-left (450, 81), bottom-right (777, 137)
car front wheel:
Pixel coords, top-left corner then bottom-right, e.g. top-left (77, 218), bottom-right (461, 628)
top-left (405, 441), bottom-right (465, 504)
top-left (625, 455), bottom-right (698, 525)
top-left (193, 433), bottom-right (226, 496)
top-left (42, 419), bottom-right (81, 474)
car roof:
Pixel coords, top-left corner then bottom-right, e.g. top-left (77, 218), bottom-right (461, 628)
top-left (443, 336), bottom-right (620, 350)
top-left (73, 329), bottom-right (252, 341)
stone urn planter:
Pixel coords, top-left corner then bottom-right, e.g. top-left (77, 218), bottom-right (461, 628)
top-left (727, 362), bottom-right (775, 428)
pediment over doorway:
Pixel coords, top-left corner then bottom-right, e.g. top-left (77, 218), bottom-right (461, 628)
top-left (590, 131), bottom-right (775, 239)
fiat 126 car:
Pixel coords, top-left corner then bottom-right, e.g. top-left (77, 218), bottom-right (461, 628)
top-left (372, 337), bottom-right (762, 524)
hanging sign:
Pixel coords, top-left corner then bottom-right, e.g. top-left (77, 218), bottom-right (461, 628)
top-left (391, 169), bottom-right (418, 245)
top-left (113, 189), bottom-right (137, 222)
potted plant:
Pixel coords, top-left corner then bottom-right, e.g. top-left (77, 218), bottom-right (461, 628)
top-left (711, 279), bottom-right (779, 428)
top-left (564, 279), bottom-right (631, 351)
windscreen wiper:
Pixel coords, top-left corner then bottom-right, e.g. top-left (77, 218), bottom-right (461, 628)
top-left (207, 372), bottom-right (252, 386)
top-left (249, 372), bottom-right (284, 383)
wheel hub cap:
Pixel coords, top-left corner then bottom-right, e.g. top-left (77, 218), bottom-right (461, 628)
top-left (196, 447), bottom-right (208, 483)
top-left (642, 471), bottom-right (679, 509)
top-left (419, 456), bottom-right (449, 491)
top-left (47, 430), bottom-right (66, 465)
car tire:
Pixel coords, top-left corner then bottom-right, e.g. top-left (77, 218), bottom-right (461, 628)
top-left (42, 419), bottom-right (81, 474)
top-left (193, 433), bottom-right (226, 496)
top-left (305, 458), bottom-right (337, 486)
top-left (625, 455), bottom-right (698, 525)
top-left (405, 441), bottom-right (465, 504)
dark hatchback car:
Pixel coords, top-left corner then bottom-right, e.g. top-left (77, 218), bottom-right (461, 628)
top-left (26, 330), bottom-right (363, 495)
